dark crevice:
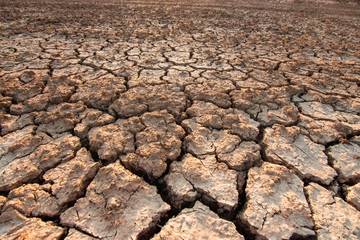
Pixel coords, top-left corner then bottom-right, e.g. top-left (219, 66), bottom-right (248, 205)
top-left (324, 133), bottom-right (360, 149)
top-left (303, 184), bottom-right (319, 240)
top-left (69, 226), bottom-right (101, 239)
top-left (57, 164), bottom-right (101, 216)
top-left (58, 227), bottom-right (69, 240)
top-left (27, 214), bottom-right (64, 230)
top-left (255, 125), bottom-right (268, 166)
top-left (89, 149), bottom-right (102, 164)
top-left (197, 191), bottom-right (235, 220)
top-left (273, 61), bottom-right (281, 71)
top-left (289, 233), bottom-right (317, 240)
top-left (141, 180), bottom-right (193, 240)
top-left (123, 75), bottom-right (130, 91)
top-left (233, 170), bottom-right (257, 240)
top-left (48, 61), bottom-right (54, 77)
top-left (99, 154), bottom-right (119, 167)
top-left (0, 191), bottom-right (9, 199)
top-left (128, 156), bottom-right (189, 240)
top-left (235, 214), bottom-right (257, 240)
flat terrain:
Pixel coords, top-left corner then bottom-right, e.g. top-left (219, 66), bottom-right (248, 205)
top-left (0, 0), bottom-right (360, 239)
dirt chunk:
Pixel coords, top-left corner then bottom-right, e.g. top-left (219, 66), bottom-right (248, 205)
top-left (0, 196), bottom-right (6, 210)
top-left (35, 102), bottom-right (87, 136)
top-left (89, 110), bottom-right (184, 179)
top-left (298, 114), bottom-right (353, 145)
top-left (297, 91), bottom-right (360, 127)
top-left (74, 108), bottom-right (115, 140)
top-left (109, 84), bottom-right (187, 120)
top-left (164, 154), bottom-right (241, 214)
top-left (128, 69), bottom-right (166, 88)
top-left (0, 72), bottom-right (47, 103)
top-left (218, 141), bottom-right (261, 171)
top-left (0, 113), bottom-right (36, 136)
top-left (43, 76), bottom-right (78, 104)
top-left (185, 83), bottom-right (232, 108)
top-left (327, 136), bottom-right (360, 183)
top-left (0, 133), bottom-right (81, 191)
top-left (70, 76), bottom-right (126, 110)
top-left (186, 101), bottom-right (260, 140)
top-left (0, 208), bottom-right (64, 239)
top-left (182, 119), bottom-right (241, 157)
top-left (345, 182), bottom-right (360, 211)
top-left (60, 161), bottom-right (170, 239)
top-left (230, 86), bottom-right (302, 126)
top-left (305, 183), bottom-right (360, 240)
top-left (263, 124), bottom-right (337, 185)
top-left (4, 183), bottom-right (61, 217)
top-left (88, 117), bottom-right (142, 161)
top-left (121, 110), bottom-right (185, 179)
top-left (238, 162), bottom-right (315, 240)
top-left (0, 126), bottom-right (48, 173)
top-left (0, 94), bottom-right (12, 113)
top-left (152, 201), bottom-right (244, 240)
top-left (43, 148), bottom-right (100, 204)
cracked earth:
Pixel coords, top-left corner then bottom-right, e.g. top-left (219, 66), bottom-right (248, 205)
top-left (0, 0), bottom-right (360, 239)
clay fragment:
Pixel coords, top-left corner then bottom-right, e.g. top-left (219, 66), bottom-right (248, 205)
top-left (263, 124), bottom-right (337, 185)
top-left (305, 183), bottom-right (360, 240)
top-left (152, 201), bottom-right (244, 240)
top-left (238, 162), bottom-right (315, 240)
top-left (60, 161), bottom-right (170, 240)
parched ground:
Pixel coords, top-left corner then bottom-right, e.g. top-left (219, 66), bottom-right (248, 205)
top-left (0, 0), bottom-right (360, 239)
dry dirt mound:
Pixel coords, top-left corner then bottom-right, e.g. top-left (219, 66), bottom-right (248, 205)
top-left (0, 0), bottom-right (360, 239)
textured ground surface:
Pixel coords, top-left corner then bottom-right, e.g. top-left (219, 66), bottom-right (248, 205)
top-left (0, 0), bottom-right (360, 239)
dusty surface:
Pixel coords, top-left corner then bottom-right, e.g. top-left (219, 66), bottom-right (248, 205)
top-left (0, 0), bottom-right (360, 239)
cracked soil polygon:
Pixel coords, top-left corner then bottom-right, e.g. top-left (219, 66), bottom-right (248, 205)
top-left (263, 124), bottom-right (338, 185)
top-left (238, 162), bottom-right (315, 240)
top-left (60, 161), bottom-right (170, 239)
top-left (305, 183), bottom-right (360, 240)
top-left (152, 201), bottom-right (244, 240)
